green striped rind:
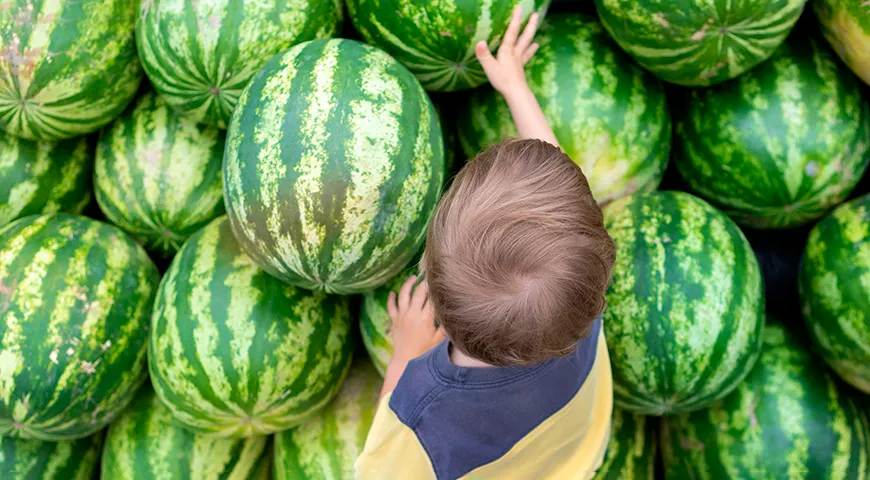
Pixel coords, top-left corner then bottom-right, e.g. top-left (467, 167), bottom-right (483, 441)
top-left (149, 216), bottom-right (354, 437)
top-left (223, 38), bottom-right (445, 294)
top-left (0, 0), bottom-right (142, 140)
top-left (674, 36), bottom-right (870, 229)
top-left (458, 14), bottom-right (670, 204)
top-left (136, 0), bottom-right (343, 129)
top-left (799, 194), bottom-right (870, 393)
top-left (0, 132), bottom-right (92, 227)
top-left (95, 92), bottom-right (225, 258)
top-left (0, 432), bottom-right (102, 480)
top-left (0, 214), bottom-right (159, 440)
top-left (603, 191), bottom-right (765, 415)
top-left (593, 409), bottom-right (655, 480)
top-left (102, 384), bottom-right (270, 480)
top-left (346, 0), bottom-right (551, 92)
top-left (360, 266), bottom-right (420, 376)
top-left (661, 323), bottom-right (870, 479)
top-left (815, 0), bottom-right (870, 86)
top-left (274, 360), bottom-right (381, 480)
top-left (593, 0), bottom-right (806, 86)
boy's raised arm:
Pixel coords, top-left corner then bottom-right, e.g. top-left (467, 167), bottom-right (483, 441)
top-left (475, 7), bottom-right (559, 148)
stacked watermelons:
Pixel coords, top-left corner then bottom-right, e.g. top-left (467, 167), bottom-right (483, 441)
top-left (1, 0), bottom-right (870, 478)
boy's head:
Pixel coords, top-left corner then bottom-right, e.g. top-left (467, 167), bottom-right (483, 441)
top-left (423, 139), bottom-right (616, 367)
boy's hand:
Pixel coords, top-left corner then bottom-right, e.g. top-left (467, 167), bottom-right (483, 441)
top-left (387, 276), bottom-right (445, 365)
top-left (475, 7), bottom-right (540, 99)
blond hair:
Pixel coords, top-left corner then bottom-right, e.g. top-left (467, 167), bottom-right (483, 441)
top-left (423, 139), bottom-right (616, 366)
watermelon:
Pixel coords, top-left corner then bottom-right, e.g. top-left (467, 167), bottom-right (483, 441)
top-left (0, 0), bottom-right (142, 141)
top-left (274, 360), bottom-right (381, 480)
top-left (603, 191), bottom-right (765, 415)
top-left (0, 432), bottom-right (102, 480)
top-left (799, 194), bottom-right (870, 393)
top-left (0, 213), bottom-right (159, 440)
top-left (346, 0), bottom-right (551, 92)
top-left (673, 36), bottom-right (870, 229)
top-left (593, 0), bottom-right (806, 86)
top-left (0, 132), bottom-right (92, 227)
top-left (136, 0), bottom-right (343, 129)
top-left (594, 409), bottom-right (656, 480)
top-left (223, 38), bottom-right (445, 294)
top-left (102, 384), bottom-right (270, 479)
top-left (661, 323), bottom-right (870, 479)
top-left (94, 92), bottom-right (225, 258)
top-left (815, 0), bottom-right (870, 86)
top-left (458, 14), bottom-right (671, 205)
top-left (149, 216), bottom-right (353, 437)
top-left (360, 265), bottom-right (420, 376)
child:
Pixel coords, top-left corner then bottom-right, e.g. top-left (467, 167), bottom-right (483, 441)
top-left (355, 8), bottom-right (616, 479)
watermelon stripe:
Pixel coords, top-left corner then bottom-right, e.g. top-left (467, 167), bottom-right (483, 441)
top-left (674, 35), bottom-right (870, 228)
top-left (0, 432), bottom-right (103, 480)
top-left (604, 191), bottom-right (764, 415)
top-left (594, 0), bottom-right (806, 86)
top-left (815, 0), bottom-right (870, 86)
top-left (800, 194), bottom-right (870, 393)
top-left (274, 361), bottom-right (381, 480)
top-left (458, 14), bottom-right (671, 204)
top-left (0, 133), bottom-right (92, 227)
top-left (346, 0), bottom-right (551, 92)
top-left (94, 92), bottom-right (225, 257)
top-left (593, 409), bottom-right (655, 480)
top-left (223, 38), bottom-right (444, 294)
top-left (102, 384), bottom-right (269, 479)
top-left (149, 216), bottom-right (353, 437)
top-left (0, 214), bottom-right (158, 440)
top-left (661, 324), bottom-right (870, 479)
top-left (135, 0), bottom-right (343, 128)
top-left (0, 0), bottom-right (142, 140)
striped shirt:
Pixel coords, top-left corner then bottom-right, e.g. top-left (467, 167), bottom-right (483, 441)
top-left (355, 318), bottom-right (613, 479)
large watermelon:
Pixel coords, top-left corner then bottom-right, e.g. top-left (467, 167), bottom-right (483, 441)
top-left (673, 36), bottom-right (870, 229)
top-left (604, 191), bottom-right (765, 415)
top-left (102, 384), bottom-right (270, 479)
top-left (94, 92), bottom-right (225, 258)
top-left (0, 432), bottom-right (102, 480)
top-left (0, 214), bottom-right (159, 440)
top-left (346, 0), bottom-right (551, 92)
top-left (661, 323), bottom-right (870, 479)
top-left (593, 0), bottom-right (806, 86)
top-left (360, 265), bottom-right (420, 376)
top-left (274, 360), bottom-right (381, 480)
top-left (593, 409), bottom-right (656, 480)
top-left (0, 132), bottom-right (92, 227)
top-left (816, 0), bottom-right (870, 86)
top-left (799, 194), bottom-right (870, 393)
top-left (149, 216), bottom-right (353, 437)
top-left (223, 38), bottom-right (445, 294)
top-left (136, 0), bottom-right (343, 129)
top-left (0, 0), bottom-right (142, 140)
top-left (458, 14), bottom-right (671, 204)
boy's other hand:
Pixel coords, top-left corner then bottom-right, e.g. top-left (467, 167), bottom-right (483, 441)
top-left (475, 6), bottom-right (540, 99)
top-left (387, 276), bottom-right (445, 365)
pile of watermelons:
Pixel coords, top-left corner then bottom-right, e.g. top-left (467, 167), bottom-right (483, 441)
top-left (0, 0), bottom-right (869, 478)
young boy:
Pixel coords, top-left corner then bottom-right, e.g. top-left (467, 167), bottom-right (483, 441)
top-left (355, 8), bottom-right (616, 479)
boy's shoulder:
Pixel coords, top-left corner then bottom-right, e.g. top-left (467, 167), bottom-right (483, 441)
top-left (386, 318), bottom-right (604, 479)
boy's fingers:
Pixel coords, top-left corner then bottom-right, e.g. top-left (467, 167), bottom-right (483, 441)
top-left (522, 43), bottom-right (539, 64)
top-left (387, 291), bottom-right (398, 320)
top-left (500, 6), bottom-right (523, 51)
top-left (515, 12), bottom-right (539, 53)
top-left (475, 41), bottom-right (497, 71)
top-left (398, 275), bottom-right (416, 311)
top-left (410, 280), bottom-right (429, 312)
top-left (433, 327), bottom-right (447, 343)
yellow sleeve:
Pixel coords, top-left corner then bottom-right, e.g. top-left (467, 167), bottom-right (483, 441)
top-left (354, 393), bottom-right (437, 480)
